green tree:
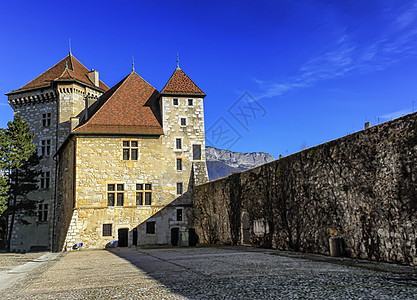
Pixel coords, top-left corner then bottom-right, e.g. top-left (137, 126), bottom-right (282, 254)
top-left (0, 115), bottom-right (40, 250)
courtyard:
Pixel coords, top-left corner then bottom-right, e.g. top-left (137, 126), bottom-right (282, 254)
top-left (0, 246), bottom-right (416, 299)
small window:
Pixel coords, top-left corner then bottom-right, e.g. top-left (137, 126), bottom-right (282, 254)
top-left (122, 141), bottom-right (138, 160)
top-left (177, 209), bottom-right (183, 221)
top-left (137, 183), bottom-right (152, 206)
top-left (42, 113), bottom-right (51, 127)
top-left (40, 171), bottom-right (50, 189)
top-left (41, 139), bottom-right (51, 156)
top-left (177, 182), bottom-right (183, 195)
top-left (188, 99), bottom-right (193, 106)
top-left (180, 118), bottom-right (187, 126)
top-left (146, 221), bottom-right (156, 234)
top-left (108, 184), bottom-right (124, 206)
top-left (176, 158), bottom-right (182, 171)
top-left (103, 224), bottom-right (112, 236)
top-left (136, 192), bottom-right (143, 206)
top-left (173, 98), bottom-right (179, 106)
top-left (145, 192), bottom-right (152, 205)
top-left (38, 203), bottom-right (48, 222)
top-left (176, 138), bottom-right (182, 150)
top-left (193, 144), bottom-right (202, 160)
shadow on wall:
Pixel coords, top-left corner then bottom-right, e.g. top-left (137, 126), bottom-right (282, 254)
top-left (193, 112), bottom-right (417, 266)
top-left (107, 170), bottom-right (199, 249)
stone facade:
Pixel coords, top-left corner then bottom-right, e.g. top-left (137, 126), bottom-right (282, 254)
top-left (8, 55), bottom-right (209, 251)
top-left (194, 112), bottom-right (417, 266)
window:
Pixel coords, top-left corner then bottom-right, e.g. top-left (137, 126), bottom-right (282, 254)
top-left (173, 98), bottom-right (179, 106)
top-left (41, 139), bottom-right (51, 156)
top-left (175, 138), bottom-right (182, 150)
top-left (188, 99), bottom-right (193, 106)
top-left (180, 117), bottom-right (187, 126)
top-left (193, 144), bottom-right (202, 160)
top-left (122, 141), bottom-right (138, 160)
top-left (38, 204), bottom-right (48, 222)
top-left (136, 183), bottom-right (152, 206)
top-left (177, 182), bottom-right (183, 195)
top-left (103, 224), bottom-right (112, 236)
top-left (177, 209), bottom-right (183, 221)
top-left (42, 113), bottom-right (51, 127)
top-left (146, 221), bottom-right (155, 234)
top-left (176, 158), bottom-right (182, 171)
top-left (108, 184), bottom-right (124, 206)
top-left (40, 171), bottom-right (50, 189)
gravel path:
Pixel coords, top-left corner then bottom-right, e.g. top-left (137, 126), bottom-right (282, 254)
top-left (0, 246), bottom-right (416, 299)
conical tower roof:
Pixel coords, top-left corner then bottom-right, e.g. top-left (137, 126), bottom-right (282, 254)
top-left (160, 69), bottom-right (205, 97)
top-left (7, 54), bottom-right (109, 94)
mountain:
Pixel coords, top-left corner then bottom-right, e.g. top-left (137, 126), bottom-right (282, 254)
top-left (205, 146), bottom-right (275, 181)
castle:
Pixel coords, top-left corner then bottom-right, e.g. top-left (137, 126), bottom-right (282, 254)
top-left (6, 53), bottom-right (209, 251)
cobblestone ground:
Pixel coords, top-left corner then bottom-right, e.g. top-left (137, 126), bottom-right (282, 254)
top-left (1, 246), bottom-right (417, 299)
top-left (0, 252), bottom-right (48, 272)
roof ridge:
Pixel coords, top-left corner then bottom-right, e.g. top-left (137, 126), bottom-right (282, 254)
top-left (74, 73), bottom-right (132, 132)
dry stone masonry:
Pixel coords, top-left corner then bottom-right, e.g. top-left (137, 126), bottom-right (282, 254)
top-left (193, 112), bottom-right (417, 265)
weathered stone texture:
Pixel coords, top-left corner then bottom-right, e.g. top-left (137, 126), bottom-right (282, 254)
top-left (194, 112), bottom-right (417, 265)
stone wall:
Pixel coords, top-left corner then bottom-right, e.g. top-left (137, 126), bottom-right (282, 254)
top-left (193, 112), bottom-right (417, 265)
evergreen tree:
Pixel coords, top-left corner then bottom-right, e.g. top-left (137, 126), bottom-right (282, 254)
top-left (0, 115), bottom-right (40, 250)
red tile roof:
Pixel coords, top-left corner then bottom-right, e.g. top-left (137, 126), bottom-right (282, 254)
top-left (7, 54), bottom-right (109, 94)
top-left (73, 72), bottom-right (163, 135)
top-left (160, 68), bottom-right (206, 97)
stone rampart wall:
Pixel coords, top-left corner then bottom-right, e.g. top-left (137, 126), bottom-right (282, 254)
top-left (194, 112), bottom-right (417, 265)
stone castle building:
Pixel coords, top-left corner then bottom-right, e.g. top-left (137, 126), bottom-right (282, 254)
top-left (6, 53), bottom-right (208, 251)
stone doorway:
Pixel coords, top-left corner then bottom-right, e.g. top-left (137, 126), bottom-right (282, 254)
top-left (132, 228), bottom-right (138, 246)
top-left (241, 212), bottom-right (250, 244)
top-left (171, 228), bottom-right (179, 246)
top-left (118, 228), bottom-right (129, 247)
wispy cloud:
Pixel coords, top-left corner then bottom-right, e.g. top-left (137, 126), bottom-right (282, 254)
top-left (255, 1), bottom-right (417, 99)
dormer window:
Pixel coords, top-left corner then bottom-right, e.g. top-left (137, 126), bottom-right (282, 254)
top-left (173, 99), bottom-right (179, 106)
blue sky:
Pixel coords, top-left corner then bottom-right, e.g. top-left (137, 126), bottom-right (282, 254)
top-left (1, 0), bottom-right (417, 158)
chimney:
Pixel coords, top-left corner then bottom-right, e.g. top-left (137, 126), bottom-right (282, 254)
top-left (364, 122), bottom-right (370, 130)
top-left (70, 117), bottom-right (79, 131)
top-left (85, 96), bottom-right (96, 120)
top-left (87, 69), bottom-right (99, 87)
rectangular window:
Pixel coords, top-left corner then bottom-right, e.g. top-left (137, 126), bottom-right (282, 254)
top-left (117, 193), bottom-right (124, 206)
top-left (177, 209), bottom-right (183, 221)
top-left (176, 138), bottom-right (182, 150)
top-left (173, 98), bottom-right (179, 106)
top-left (136, 192), bottom-right (143, 205)
top-left (38, 203), bottom-right (48, 222)
top-left (42, 113), bottom-right (51, 127)
top-left (146, 221), bottom-right (155, 234)
top-left (177, 182), bottom-right (183, 195)
top-left (176, 158), bottom-right (182, 171)
top-left (145, 192), bottom-right (152, 205)
top-left (40, 171), bottom-right (50, 189)
top-left (193, 144), bottom-right (202, 160)
top-left (103, 224), bottom-right (112, 236)
top-left (137, 183), bottom-right (152, 206)
top-left (188, 99), bottom-right (193, 106)
top-left (180, 118), bottom-right (187, 126)
top-left (41, 139), bottom-right (51, 156)
top-left (108, 184), bottom-right (124, 206)
top-left (122, 141), bottom-right (138, 160)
